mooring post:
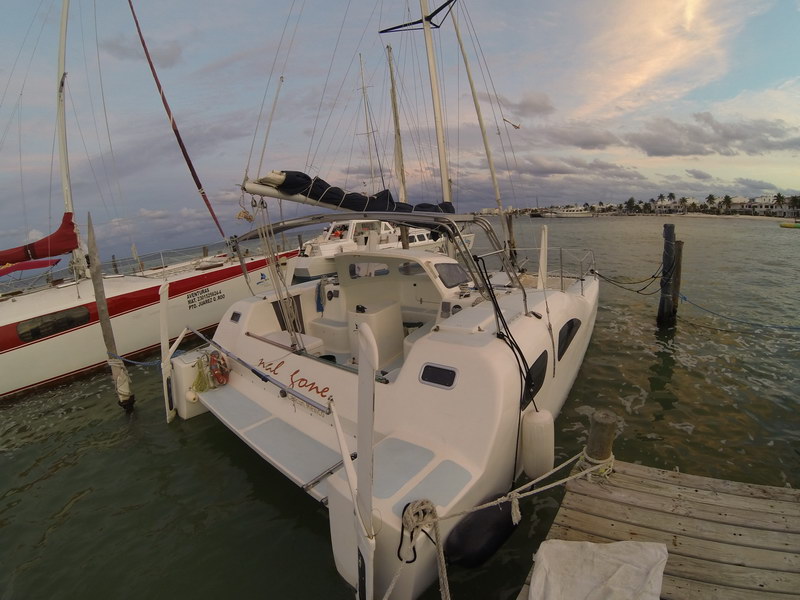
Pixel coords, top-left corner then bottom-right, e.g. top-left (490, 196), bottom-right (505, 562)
top-left (87, 213), bottom-right (135, 413)
top-left (671, 240), bottom-right (684, 314)
top-left (657, 224), bottom-right (676, 328)
top-left (585, 409), bottom-right (617, 463)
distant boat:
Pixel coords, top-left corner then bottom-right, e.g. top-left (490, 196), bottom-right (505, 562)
top-left (542, 206), bottom-right (593, 218)
top-left (779, 221), bottom-right (800, 229)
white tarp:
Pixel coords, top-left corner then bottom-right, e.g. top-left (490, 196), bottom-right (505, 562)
top-left (528, 540), bottom-right (668, 600)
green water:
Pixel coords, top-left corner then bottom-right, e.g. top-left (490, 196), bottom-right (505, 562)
top-left (2, 216), bottom-right (798, 599)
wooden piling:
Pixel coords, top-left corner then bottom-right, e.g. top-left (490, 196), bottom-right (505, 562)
top-left (671, 240), bottom-right (684, 314)
top-left (657, 224), bottom-right (676, 328)
top-left (87, 213), bottom-right (135, 413)
top-left (585, 409), bottom-right (617, 462)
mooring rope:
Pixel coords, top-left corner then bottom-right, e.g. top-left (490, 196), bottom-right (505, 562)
top-left (382, 449), bottom-right (614, 599)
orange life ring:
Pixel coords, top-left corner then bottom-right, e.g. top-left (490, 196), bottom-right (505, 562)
top-left (209, 351), bottom-right (230, 385)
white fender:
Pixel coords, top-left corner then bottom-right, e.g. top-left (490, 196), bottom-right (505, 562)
top-left (521, 408), bottom-right (555, 480)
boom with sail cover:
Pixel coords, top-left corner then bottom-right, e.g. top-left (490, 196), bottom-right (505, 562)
top-left (245, 171), bottom-right (454, 214)
top-left (0, 212), bottom-right (79, 265)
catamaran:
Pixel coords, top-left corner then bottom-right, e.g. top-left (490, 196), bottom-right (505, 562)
top-left (159, 1), bottom-right (600, 597)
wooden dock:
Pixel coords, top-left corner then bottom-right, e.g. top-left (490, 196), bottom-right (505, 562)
top-left (517, 460), bottom-right (800, 599)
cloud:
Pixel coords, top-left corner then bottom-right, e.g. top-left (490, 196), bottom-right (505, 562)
top-left (24, 229), bottom-right (44, 243)
top-left (541, 123), bottom-right (621, 149)
top-left (499, 92), bottom-right (555, 118)
top-left (569, 0), bottom-right (770, 117)
top-left (625, 112), bottom-right (800, 156)
top-left (685, 168), bottom-right (713, 180)
top-left (733, 177), bottom-right (777, 193)
top-left (102, 35), bottom-right (183, 69)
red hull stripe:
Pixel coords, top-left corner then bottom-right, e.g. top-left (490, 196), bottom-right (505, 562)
top-left (0, 250), bottom-right (297, 355)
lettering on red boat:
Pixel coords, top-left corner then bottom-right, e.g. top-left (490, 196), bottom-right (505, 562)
top-left (187, 287), bottom-right (225, 310)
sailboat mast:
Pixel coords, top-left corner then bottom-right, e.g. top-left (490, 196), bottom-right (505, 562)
top-left (419, 0), bottom-right (452, 205)
top-left (450, 10), bottom-right (510, 243)
top-left (56, 0), bottom-right (73, 216)
top-left (56, 0), bottom-right (85, 274)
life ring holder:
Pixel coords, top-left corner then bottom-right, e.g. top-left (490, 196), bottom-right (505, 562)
top-left (209, 350), bottom-right (230, 385)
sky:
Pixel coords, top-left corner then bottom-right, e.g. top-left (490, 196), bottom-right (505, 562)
top-left (1, 0), bottom-right (798, 259)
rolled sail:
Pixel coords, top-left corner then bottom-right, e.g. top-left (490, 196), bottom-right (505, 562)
top-left (243, 170), bottom-right (454, 213)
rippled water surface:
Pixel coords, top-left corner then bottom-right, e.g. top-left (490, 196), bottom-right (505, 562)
top-left (2, 215), bottom-right (798, 599)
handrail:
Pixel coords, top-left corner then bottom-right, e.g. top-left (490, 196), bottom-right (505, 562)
top-left (187, 327), bottom-right (331, 414)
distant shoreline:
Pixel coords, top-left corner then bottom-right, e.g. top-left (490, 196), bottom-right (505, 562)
top-left (594, 213), bottom-right (790, 222)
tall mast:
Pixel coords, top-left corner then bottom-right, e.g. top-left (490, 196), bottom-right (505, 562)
top-left (419, 0), bottom-right (452, 204)
top-left (450, 10), bottom-right (508, 241)
top-left (56, 0), bottom-right (85, 274)
top-left (386, 45), bottom-right (407, 204)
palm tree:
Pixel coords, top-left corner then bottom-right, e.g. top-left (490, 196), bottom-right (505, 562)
top-left (722, 195), bottom-right (732, 214)
top-left (789, 195), bottom-right (800, 217)
top-left (667, 192), bottom-right (676, 203)
top-left (775, 193), bottom-right (786, 210)
top-left (679, 197), bottom-right (688, 214)
top-left (625, 197), bottom-right (636, 213)
top-left (705, 194), bottom-right (716, 213)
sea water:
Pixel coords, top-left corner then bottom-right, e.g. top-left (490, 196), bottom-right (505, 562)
top-left (1, 215), bottom-right (798, 599)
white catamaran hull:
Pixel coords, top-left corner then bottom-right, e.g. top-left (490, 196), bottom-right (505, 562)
top-left (164, 215), bottom-right (598, 599)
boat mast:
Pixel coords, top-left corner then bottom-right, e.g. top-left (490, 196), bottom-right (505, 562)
top-left (450, 11), bottom-right (507, 232)
top-left (419, 0), bottom-right (452, 205)
top-left (56, 0), bottom-right (86, 276)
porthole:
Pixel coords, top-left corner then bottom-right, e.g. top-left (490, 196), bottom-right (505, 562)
top-left (420, 363), bottom-right (457, 389)
top-left (522, 351), bottom-right (548, 409)
top-left (557, 319), bottom-right (581, 360)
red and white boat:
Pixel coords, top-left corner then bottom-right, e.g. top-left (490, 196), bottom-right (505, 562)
top-left (0, 0), bottom-right (296, 400)
top-left (0, 249), bottom-right (297, 400)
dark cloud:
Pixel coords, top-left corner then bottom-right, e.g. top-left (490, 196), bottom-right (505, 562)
top-left (498, 92), bottom-right (555, 118)
top-left (685, 168), bottom-right (713, 180)
top-left (625, 112), bottom-right (800, 157)
top-left (541, 124), bottom-right (621, 149)
top-left (733, 178), bottom-right (778, 193)
top-left (102, 36), bottom-right (183, 69)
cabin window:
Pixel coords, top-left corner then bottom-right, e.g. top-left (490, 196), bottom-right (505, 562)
top-left (398, 261), bottom-right (426, 276)
top-left (17, 306), bottom-right (91, 342)
top-left (434, 263), bottom-right (470, 288)
top-left (230, 311), bottom-right (241, 323)
top-left (348, 262), bottom-right (390, 279)
top-left (522, 351), bottom-right (548, 409)
top-left (557, 319), bottom-right (581, 360)
top-left (420, 363), bottom-right (457, 389)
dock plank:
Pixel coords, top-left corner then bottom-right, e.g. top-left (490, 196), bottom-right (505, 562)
top-left (614, 462), bottom-right (800, 504)
top-left (560, 490), bottom-right (800, 552)
top-left (527, 460), bottom-right (800, 600)
top-left (550, 507), bottom-right (800, 572)
top-left (566, 475), bottom-right (799, 532)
